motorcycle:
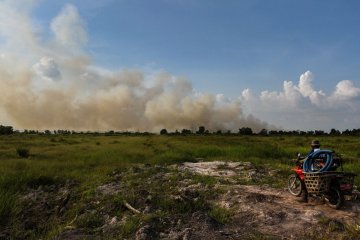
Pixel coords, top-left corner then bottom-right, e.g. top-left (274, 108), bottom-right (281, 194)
top-left (287, 152), bottom-right (356, 209)
top-left (287, 154), bottom-right (305, 197)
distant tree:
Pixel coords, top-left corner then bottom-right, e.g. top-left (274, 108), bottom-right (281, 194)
top-left (239, 127), bottom-right (253, 135)
top-left (181, 129), bottom-right (192, 135)
top-left (342, 129), bottom-right (351, 135)
top-left (26, 130), bottom-right (38, 134)
top-left (314, 130), bottom-right (325, 135)
top-left (196, 126), bottom-right (206, 134)
top-left (329, 128), bottom-right (340, 135)
top-left (0, 125), bottom-right (13, 135)
top-left (160, 129), bottom-right (168, 135)
top-left (44, 130), bottom-right (52, 135)
top-left (258, 128), bottom-right (268, 136)
top-left (268, 130), bottom-right (278, 135)
top-left (215, 130), bottom-right (222, 135)
top-left (350, 128), bottom-right (360, 135)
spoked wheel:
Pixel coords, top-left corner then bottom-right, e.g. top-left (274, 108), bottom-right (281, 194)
top-left (287, 174), bottom-right (304, 197)
top-left (325, 186), bottom-right (344, 209)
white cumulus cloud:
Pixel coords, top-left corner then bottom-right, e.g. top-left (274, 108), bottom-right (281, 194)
top-left (241, 71), bottom-right (360, 130)
top-left (333, 80), bottom-right (360, 100)
top-left (259, 80), bottom-right (302, 108)
top-left (297, 71), bottom-right (325, 106)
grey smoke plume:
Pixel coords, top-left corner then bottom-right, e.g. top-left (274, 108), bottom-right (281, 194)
top-left (0, 2), bottom-right (268, 132)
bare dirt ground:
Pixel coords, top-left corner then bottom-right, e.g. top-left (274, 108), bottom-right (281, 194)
top-left (179, 161), bottom-right (360, 239)
top-left (4, 161), bottom-right (359, 239)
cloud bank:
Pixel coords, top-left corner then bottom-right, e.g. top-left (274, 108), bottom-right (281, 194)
top-left (241, 71), bottom-right (360, 131)
top-left (0, 2), bottom-right (267, 132)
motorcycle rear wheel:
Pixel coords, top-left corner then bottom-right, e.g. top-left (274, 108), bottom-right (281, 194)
top-left (325, 186), bottom-right (344, 209)
top-left (287, 174), bottom-right (304, 197)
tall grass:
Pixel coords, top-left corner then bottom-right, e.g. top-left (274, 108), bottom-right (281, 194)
top-left (1, 135), bottom-right (359, 187)
top-left (0, 189), bottom-right (18, 226)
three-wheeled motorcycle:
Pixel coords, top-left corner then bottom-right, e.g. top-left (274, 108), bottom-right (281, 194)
top-left (288, 150), bottom-right (357, 209)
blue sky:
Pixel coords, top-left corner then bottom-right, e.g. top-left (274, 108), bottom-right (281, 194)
top-left (32, 0), bottom-right (360, 95)
top-left (0, 0), bottom-right (359, 131)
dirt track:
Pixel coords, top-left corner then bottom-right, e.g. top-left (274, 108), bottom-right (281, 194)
top-left (181, 161), bottom-right (360, 239)
top-left (217, 185), bottom-right (359, 239)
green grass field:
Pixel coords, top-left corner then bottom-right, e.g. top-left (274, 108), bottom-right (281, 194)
top-left (1, 134), bottom-right (359, 238)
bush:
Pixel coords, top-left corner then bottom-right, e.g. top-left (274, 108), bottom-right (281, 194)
top-left (26, 176), bottom-right (58, 188)
top-left (16, 148), bottom-right (30, 158)
top-left (76, 212), bottom-right (104, 229)
top-left (120, 216), bottom-right (140, 236)
top-left (208, 206), bottom-right (232, 224)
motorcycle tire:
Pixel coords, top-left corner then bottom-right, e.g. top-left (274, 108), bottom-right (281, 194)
top-left (325, 186), bottom-right (344, 209)
top-left (287, 174), bottom-right (304, 197)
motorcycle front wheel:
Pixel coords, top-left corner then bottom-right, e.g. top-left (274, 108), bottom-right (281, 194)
top-left (325, 186), bottom-right (344, 209)
top-left (287, 174), bottom-right (304, 197)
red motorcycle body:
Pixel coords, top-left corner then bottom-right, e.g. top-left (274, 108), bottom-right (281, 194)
top-left (292, 164), bottom-right (304, 181)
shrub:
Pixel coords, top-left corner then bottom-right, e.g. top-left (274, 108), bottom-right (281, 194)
top-left (26, 176), bottom-right (58, 188)
top-left (76, 212), bottom-right (104, 229)
top-left (120, 216), bottom-right (140, 236)
top-left (16, 148), bottom-right (30, 158)
top-left (208, 206), bottom-right (232, 224)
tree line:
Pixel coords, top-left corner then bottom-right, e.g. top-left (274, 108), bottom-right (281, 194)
top-left (160, 127), bottom-right (360, 136)
top-left (1, 124), bottom-right (360, 136)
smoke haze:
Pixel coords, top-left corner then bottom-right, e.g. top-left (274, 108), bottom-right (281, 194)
top-left (0, 2), bottom-right (268, 132)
